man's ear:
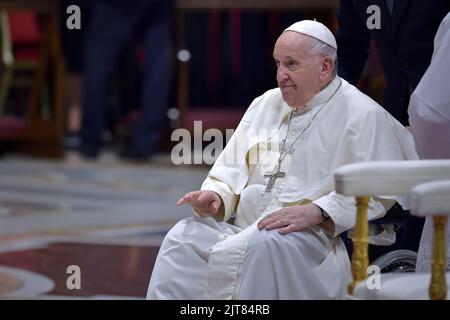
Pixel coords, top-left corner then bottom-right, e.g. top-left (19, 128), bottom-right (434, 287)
top-left (320, 56), bottom-right (334, 78)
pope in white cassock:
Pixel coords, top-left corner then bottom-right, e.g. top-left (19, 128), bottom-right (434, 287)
top-left (147, 20), bottom-right (418, 300)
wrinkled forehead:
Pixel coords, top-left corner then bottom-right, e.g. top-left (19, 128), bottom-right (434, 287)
top-left (273, 31), bottom-right (313, 56)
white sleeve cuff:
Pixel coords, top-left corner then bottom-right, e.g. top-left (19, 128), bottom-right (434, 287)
top-left (201, 177), bottom-right (238, 222)
top-left (313, 192), bottom-right (395, 238)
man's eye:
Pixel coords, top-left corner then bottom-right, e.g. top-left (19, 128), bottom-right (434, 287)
top-left (286, 61), bottom-right (296, 68)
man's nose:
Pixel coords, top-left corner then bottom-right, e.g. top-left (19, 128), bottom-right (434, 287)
top-left (276, 67), bottom-right (289, 83)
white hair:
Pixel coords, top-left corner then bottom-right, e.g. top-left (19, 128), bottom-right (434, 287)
top-left (305, 36), bottom-right (338, 77)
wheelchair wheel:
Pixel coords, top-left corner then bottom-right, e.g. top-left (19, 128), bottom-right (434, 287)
top-left (371, 250), bottom-right (417, 273)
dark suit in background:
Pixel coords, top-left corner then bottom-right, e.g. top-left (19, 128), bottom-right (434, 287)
top-left (336, 0), bottom-right (450, 256)
top-left (336, 0), bottom-right (449, 125)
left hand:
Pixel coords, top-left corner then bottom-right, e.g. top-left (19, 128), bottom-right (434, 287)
top-left (257, 203), bottom-right (324, 235)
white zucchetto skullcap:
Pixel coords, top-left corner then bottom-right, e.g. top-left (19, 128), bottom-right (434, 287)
top-left (284, 20), bottom-right (337, 50)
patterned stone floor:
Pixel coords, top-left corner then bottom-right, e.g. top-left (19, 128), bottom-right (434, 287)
top-left (0, 151), bottom-right (209, 299)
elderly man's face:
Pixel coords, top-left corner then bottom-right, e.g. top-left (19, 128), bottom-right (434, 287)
top-left (273, 32), bottom-right (324, 108)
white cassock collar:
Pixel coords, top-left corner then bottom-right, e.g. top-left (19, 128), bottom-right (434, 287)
top-left (301, 76), bottom-right (341, 113)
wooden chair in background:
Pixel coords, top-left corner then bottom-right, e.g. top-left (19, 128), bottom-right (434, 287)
top-left (0, 2), bottom-right (64, 158)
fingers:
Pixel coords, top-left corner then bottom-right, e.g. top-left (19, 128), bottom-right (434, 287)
top-left (207, 200), bottom-right (220, 213)
top-left (195, 192), bottom-right (218, 213)
top-left (176, 191), bottom-right (198, 206)
top-left (257, 208), bottom-right (306, 234)
top-left (261, 218), bottom-right (290, 231)
top-left (260, 219), bottom-right (305, 235)
top-left (258, 213), bottom-right (297, 234)
top-left (196, 202), bottom-right (219, 216)
top-left (257, 210), bottom-right (282, 229)
top-left (278, 224), bottom-right (296, 235)
top-left (176, 191), bottom-right (220, 214)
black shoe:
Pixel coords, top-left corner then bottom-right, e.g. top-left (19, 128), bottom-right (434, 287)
top-left (64, 131), bottom-right (81, 150)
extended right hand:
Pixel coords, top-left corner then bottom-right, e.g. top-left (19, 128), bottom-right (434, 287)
top-left (176, 190), bottom-right (223, 218)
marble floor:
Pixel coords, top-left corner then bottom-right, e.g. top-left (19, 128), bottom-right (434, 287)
top-left (0, 151), bottom-right (209, 300)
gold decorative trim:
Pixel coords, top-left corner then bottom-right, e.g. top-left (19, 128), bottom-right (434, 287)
top-left (348, 196), bottom-right (369, 295)
top-left (430, 216), bottom-right (448, 300)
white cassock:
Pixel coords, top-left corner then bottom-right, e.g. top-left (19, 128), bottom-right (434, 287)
top-left (408, 12), bottom-right (450, 272)
top-left (147, 76), bottom-right (418, 300)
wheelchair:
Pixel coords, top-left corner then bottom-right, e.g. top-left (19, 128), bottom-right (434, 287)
top-left (341, 203), bottom-right (423, 274)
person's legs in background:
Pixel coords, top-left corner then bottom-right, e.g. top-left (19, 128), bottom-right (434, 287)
top-left (64, 73), bottom-right (83, 149)
top-left (59, 0), bottom-right (92, 150)
top-left (81, 1), bottom-right (140, 158)
top-left (123, 0), bottom-right (173, 159)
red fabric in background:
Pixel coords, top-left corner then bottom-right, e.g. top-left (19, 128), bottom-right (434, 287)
top-left (0, 116), bottom-right (26, 138)
top-left (8, 11), bottom-right (41, 61)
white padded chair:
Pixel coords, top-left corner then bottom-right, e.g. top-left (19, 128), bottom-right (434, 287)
top-left (334, 160), bottom-right (450, 300)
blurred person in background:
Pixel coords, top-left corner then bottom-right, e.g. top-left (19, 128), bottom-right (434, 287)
top-left (80, 0), bottom-right (173, 160)
top-left (60, 0), bottom-right (92, 150)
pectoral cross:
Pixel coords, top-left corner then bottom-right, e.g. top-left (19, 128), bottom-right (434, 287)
top-left (264, 166), bottom-right (286, 192)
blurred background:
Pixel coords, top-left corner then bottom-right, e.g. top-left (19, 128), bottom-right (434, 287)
top-left (0, 0), bottom-right (384, 299)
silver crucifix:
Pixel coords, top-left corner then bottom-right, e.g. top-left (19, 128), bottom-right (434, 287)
top-left (264, 166), bottom-right (286, 192)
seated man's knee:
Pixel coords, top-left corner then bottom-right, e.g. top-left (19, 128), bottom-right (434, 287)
top-left (247, 229), bottom-right (309, 255)
top-left (161, 217), bottom-right (194, 244)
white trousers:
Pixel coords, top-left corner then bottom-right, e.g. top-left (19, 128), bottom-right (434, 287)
top-left (147, 216), bottom-right (351, 300)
